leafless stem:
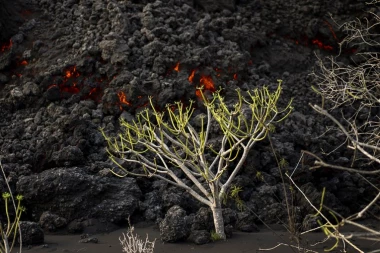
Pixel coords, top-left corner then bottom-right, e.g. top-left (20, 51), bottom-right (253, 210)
top-left (258, 242), bottom-right (318, 253)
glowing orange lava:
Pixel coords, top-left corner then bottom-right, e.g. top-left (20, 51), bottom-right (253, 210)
top-left (0, 40), bottom-right (13, 52)
top-left (174, 62), bottom-right (180, 72)
top-left (118, 91), bottom-right (132, 107)
top-left (170, 63), bottom-right (246, 99)
top-left (188, 69), bottom-right (196, 83)
top-left (55, 65), bottom-right (82, 94)
top-left (199, 75), bottom-right (215, 97)
top-left (48, 84), bottom-right (57, 89)
top-left (64, 66), bottom-right (80, 79)
top-left (187, 69), bottom-right (216, 98)
top-left (199, 75), bottom-right (215, 92)
top-left (312, 39), bottom-right (333, 51)
top-left (89, 88), bottom-right (97, 95)
top-left (61, 85), bottom-right (80, 94)
top-left (214, 68), bottom-right (222, 77)
top-left (49, 65), bottom-right (92, 96)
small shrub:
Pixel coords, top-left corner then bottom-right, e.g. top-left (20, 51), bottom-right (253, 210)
top-left (119, 225), bottom-right (155, 253)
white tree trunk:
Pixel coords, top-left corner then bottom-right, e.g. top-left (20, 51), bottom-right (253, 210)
top-left (2, 233), bottom-right (10, 253)
top-left (211, 205), bottom-right (226, 240)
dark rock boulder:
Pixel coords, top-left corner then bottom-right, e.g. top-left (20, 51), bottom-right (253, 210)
top-left (39, 211), bottom-right (67, 232)
top-left (188, 230), bottom-right (210, 245)
top-left (140, 191), bottom-right (163, 222)
top-left (16, 167), bottom-right (141, 227)
top-left (161, 189), bottom-right (184, 208)
top-left (236, 212), bottom-right (259, 232)
top-left (159, 205), bottom-right (190, 242)
top-left (19, 221), bottom-right (44, 245)
top-left (67, 219), bottom-right (85, 234)
top-left (222, 208), bottom-right (238, 227)
top-left (246, 184), bottom-right (282, 223)
top-left (190, 207), bottom-right (213, 231)
top-left (17, 167), bottom-right (104, 221)
top-left (78, 234), bottom-right (99, 244)
top-left (50, 145), bottom-right (85, 167)
top-left (225, 224), bottom-right (234, 238)
top-left (258, 203), bottom-right (288, 224)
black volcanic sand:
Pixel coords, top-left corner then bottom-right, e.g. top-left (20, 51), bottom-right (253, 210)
top-left (14, 224), bottom-right (378, 253)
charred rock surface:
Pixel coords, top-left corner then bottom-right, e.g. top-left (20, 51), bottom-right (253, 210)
top-left (0, 0), bottom-right (377, 240)
top-left (19, 221), bottom-right (44, 245)
top-left (39, 211), bottom-right (68, 232)
top-left (0, 0), bottom-right (23, 43)
top-left (194, 0), bottom-right (236, 12)
top-left (16, 167), bottom-right (141, 226)
top-left (188, 230), bottom-right (211, 245)
top-left (159, 205), bottom-right (190, 242)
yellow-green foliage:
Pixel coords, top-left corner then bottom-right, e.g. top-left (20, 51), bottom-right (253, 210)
top-left (101, 81), bottom-right (292, 239)
top-left (210, 230), bottom-right (224, 242)
top-left (102, 80), bottom-right (292, 180)
top-left (0, 192), bottom-right (24, 253)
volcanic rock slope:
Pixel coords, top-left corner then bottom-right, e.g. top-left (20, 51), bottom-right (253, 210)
top-left (0, 0), bottom-right (375, 234)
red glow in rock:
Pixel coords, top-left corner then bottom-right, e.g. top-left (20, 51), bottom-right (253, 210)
top-left (173, 62), bottom-right (180, 72)
top-left (0, 40), bottom-right (13, 52)
top-left (118, 91), bottom-right (132, 107)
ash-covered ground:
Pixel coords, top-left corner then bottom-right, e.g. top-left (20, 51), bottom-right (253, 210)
top-left (0, 0), bottom-right (377, 244)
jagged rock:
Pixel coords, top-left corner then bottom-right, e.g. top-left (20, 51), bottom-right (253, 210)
top-left (190, 207), bottom-right (213, 231)
top-left (236, 212), bottom-right (259, 233)
top-left (161, 189), bottom-right (184, 208)
top-left (194, 0), bottom-right (236, 12)
top-left (39, 211), bottom-right (67, 232)
top-left (159, 205), bottom-right (190, 242)
top-left (50, 145), bottom-right (85, 167)
top-left (0, 49), bottom-right (12, 71)
top-left (141, 191), bottom-right (163, 221)
top-left (222, 208), bottom-right (238, 227)
top-left (19, 221), bottom-right (44, 245)
top-left (188, 230), bottom-right (210, 245)
top-left (22, 82), bottom-right (41, 97)
top-left (67, 219), bottom-right (85, 234)
top-left (79, 234), bottom-right (99, 243)
top-left (17, 167), bottom-right (141, 226)
top-left (225, 224), bottom-right (233, 238)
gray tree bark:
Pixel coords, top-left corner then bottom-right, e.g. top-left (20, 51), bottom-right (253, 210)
top-left (211, 205), bottom-right (226, 240)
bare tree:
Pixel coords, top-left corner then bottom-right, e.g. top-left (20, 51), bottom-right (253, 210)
top-left (290, 8), bottom-right (380, 252)
top-left (310, 9), bottom-right (380, 165)
top-left (102, 82), bottom-right (292, 239)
